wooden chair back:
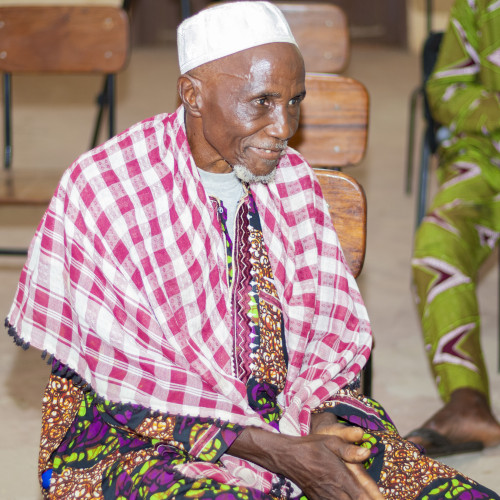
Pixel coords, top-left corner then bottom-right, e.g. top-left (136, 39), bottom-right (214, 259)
top-left (274, 2), bottom-right (349, 73)
top-left (0, 6), bottom-right (129, 74)
top-left (0, 5), bottom-right (130, 254)
top-left (0, 5), bottom-right (130, 205)
top-left (290, 73), bottom-right (369, 168)
top-left (314, 169), bottom-right (366, 278)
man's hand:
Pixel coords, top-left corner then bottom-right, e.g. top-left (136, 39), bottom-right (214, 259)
top-left (228, 421), bottom-right (384, 500)
top-left (311, 412), bottom-right (384, 500)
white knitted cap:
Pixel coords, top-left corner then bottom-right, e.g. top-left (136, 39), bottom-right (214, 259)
top-left (177, 1), bottom-right (298, 74)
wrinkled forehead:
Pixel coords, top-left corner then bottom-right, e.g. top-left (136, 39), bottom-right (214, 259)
top-left (177, 1), bottom-right (298, 75)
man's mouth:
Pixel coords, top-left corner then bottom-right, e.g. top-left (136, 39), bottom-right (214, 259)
top-left (251, 143), bottom-right (287, 159)
top-left (250, 147), bottom-right (281, 159)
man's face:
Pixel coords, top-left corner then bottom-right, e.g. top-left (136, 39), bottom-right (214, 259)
top-left (195, 43), bottom-right (306, 181)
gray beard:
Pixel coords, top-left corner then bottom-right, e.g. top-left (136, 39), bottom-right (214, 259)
top-left (233, 164), bottom-right (276, 184)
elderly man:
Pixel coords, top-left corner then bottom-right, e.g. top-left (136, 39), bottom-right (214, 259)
top-left (5, 2), bottom-right (499, 499)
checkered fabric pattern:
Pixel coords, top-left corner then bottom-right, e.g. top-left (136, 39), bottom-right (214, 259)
top-left (7, 106), bottom-right (372, 437)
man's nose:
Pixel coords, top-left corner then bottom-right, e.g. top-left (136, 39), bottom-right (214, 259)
top-left (268, 105), bottom-right (297, 140)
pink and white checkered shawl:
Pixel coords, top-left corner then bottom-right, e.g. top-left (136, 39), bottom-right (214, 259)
top-left (7, 106), bottom-right (371, 438)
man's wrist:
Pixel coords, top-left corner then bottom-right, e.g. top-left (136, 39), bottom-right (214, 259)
top-left (227, 426), bottom-right (294, 476)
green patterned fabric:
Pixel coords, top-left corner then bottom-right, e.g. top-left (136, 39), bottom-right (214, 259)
top-left (413, 0), bottom-right (500, 402)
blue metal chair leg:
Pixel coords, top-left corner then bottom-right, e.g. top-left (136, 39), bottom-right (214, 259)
top-left (90, 76), bottom-right (107, 149)
top-left (181, 0), bottom-right (191, 19)
top-left (3, 73), bottom-right (12, 169)
top-left (363, 355), bottom-right (372, 397)
top-left (416, 128), bottom-right (432, 227)
top-left (406, 86), bottom-right (422, 194)
top-left (90, 74), bottom-right (115, 149)
top-left (107, 74), bottom-right (116, 140)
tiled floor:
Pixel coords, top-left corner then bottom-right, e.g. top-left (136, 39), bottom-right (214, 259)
top-left (1, 42), bottom-right (499, 499)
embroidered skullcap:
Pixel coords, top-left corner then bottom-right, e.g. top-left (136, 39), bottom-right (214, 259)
top-left (177, 1), bottom-right (298, 74)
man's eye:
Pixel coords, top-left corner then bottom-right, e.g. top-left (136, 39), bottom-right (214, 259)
top-left (256, 97), bottom-right (268, 106)
top-left (289, 96), bottom-right (302, 106)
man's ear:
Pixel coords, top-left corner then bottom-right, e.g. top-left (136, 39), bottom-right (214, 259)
top-left (177, 75), bottom-right (203, 118)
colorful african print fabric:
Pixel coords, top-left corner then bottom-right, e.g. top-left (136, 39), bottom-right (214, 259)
top-left (36, 191), bottom-right (500, 499)
top-left (40, 372), bottom-right (500, 499)
top-left (412, 0), bottom-right (500, 401)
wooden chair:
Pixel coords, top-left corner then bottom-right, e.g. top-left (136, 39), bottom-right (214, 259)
top-left (274, 2), bottom-right (350, 73)
top-left (0, 4), bottom-right (130, 254)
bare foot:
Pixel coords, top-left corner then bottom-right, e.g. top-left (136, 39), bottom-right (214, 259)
top-left (407, 388), bottom-right (500, 448)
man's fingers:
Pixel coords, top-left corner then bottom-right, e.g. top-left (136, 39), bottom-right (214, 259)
top-left (316, 423), bottom-right (372, 464)
top-left (342, 441), bottom-right (372, 463)
top-left (346, 463), bottom-right (385, 500)
top-left (318, 423), bottom-right (365, 443)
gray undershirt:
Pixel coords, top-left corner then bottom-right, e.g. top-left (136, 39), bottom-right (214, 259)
top-left (198, 168), bottom-right (244, 241)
